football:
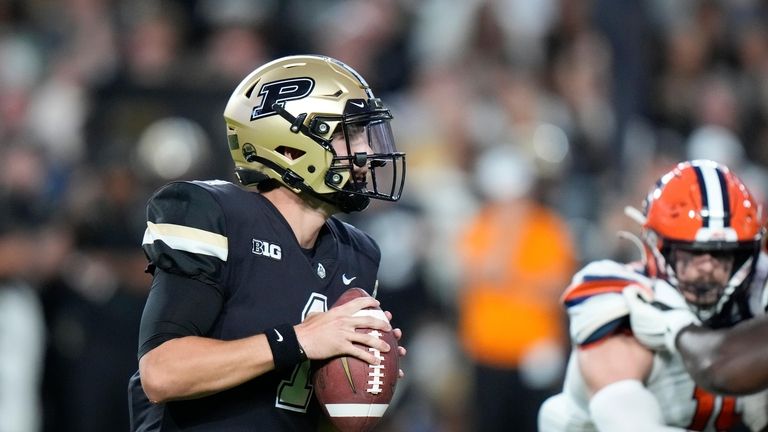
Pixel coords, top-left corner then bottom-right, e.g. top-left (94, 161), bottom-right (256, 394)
top-left (312, 288), bottom-right (399, 432)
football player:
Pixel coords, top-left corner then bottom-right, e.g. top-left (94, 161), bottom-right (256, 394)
top-left (538, 160), bottom-right (768, 431)
top-left (128, 55), bottom-right (407, 430)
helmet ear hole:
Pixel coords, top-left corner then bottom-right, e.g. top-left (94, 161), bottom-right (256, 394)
top-left (242, 143), bottom-right (257, 162)
top-left (275, 146), bottom-right (306, 160)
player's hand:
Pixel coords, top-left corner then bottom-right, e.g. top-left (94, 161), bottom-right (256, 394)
top-left (295, 297), bottom-right (392, 365)
top-left (622, 284), bottom-right (700, 353)
top-left (385, 310), bottom-right (407, 379)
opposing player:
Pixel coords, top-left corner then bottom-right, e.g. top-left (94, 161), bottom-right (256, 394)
top-left (128, 55), bottom-right (407, 430)
top-left (538, 160), bottom-right (768, 431)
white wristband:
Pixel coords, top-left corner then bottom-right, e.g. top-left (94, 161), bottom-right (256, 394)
top-left (589, 380), bottom-right (686, 432)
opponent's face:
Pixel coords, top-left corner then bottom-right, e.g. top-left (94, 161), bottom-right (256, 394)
top-left (673, 249), bottom-right (734, 307)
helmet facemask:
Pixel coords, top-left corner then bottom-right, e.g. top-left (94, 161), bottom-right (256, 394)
top-left (322, 99), bottom-right (406, 212)
top-left (659, 240), bottom-right (759, 324)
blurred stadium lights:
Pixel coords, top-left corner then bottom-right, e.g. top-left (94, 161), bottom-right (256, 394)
top-left (135, 117), bottom-right (210, 180)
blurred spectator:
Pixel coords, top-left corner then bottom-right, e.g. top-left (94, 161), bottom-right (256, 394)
top-left (198, 25), bottom-right (269, 87)
top-left (117, 1), bottom-right (188, 88)
top-left (457, 146), bottom-right (576, 432)
top-left (313, 0), bottom-right (411, 94)
top-left (0, 208), bottom-right (46, 432)
top-left (40, 166), bottom-right (148, 432)
top-left (0, 145), bottom-right (49, 432)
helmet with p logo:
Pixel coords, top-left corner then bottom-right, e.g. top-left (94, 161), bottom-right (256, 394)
top-left (223, 55), bottom-right (406, 212)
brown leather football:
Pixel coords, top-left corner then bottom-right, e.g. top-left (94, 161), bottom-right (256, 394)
top-left (312, 288), bottom-right (399, 432)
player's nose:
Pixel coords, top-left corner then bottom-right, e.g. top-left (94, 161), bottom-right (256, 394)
top-left (693, 254), bottom-right (719, 272)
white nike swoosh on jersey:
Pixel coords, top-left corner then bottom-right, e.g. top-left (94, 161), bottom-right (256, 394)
top-left (274, 329), bottom-right (284, 342)
top-left (342, 274), bottom-right (357, 285)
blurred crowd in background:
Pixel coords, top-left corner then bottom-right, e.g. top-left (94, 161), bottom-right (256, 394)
top-left (2, 0), bottom-right (768, 431)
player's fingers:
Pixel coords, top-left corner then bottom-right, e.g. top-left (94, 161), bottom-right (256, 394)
top-left (398, 369), bottom-right (405, 379)
top-left (347, 345), bottom-right (381, 365)
top-left (349, 315), bottom-right (391, 331)
top-left (397, 346), bottom-right (407, 357)
top-left (337, 297), bottom-right (380, 314)
top-left (392, 328), bottom-right (402, 341)
top-left (349, 331), bottom-right (391, 352)
top-left (384, 310), bottom-right (393, 321)
top-left (625, 283), bottom-right (654, 302)
top-left (623, 286), bottom-right (647, 308)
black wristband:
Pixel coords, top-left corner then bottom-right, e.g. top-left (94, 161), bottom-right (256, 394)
top-left (266, 324), bottom-right (307, 370)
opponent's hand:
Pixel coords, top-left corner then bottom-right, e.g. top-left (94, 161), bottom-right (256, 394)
top-left (622, 284), bottom-right (699, 353)
top-left (294, 297), bottom-right (392, 365)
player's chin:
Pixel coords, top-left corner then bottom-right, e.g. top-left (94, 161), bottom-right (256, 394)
top-left (679, 283), bottom-right (722, 307)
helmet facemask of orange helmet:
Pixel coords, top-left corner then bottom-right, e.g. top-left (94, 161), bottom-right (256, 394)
top-left (640, 160), bottom-right (765, 327)
top-left (660, 240), bottom-right (758, 326)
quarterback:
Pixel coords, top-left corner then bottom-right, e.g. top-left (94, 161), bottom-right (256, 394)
top-left (538, 160), bottom-right (768, 431)
top-left (128, 55), bottom-right (406, 431)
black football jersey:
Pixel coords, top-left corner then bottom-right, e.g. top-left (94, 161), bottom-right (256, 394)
top-left (128, 180), bottom-right (381, 431)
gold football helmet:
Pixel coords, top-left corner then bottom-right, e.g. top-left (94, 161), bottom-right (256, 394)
top-left (223, 55), bottom-right (406, 212)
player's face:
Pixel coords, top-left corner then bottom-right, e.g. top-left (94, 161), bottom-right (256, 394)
top-left (331, 124), bottom-right (372, 180)
top-left (673, 249), bottom-right (734, 307)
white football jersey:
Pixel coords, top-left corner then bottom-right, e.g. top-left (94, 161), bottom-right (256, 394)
top-left (539, 256), bottom-right (768, 431)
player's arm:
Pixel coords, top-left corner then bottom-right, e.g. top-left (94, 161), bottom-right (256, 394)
top-left (137, 269), bottom-right (271, 403)
top-left (563, 266), bottom-right (686, 432)
top-left (676, 316), bottom-right (768, 395)
top-left (139, 272), bottom-right (388, 403)
top-left (578, 333), bottom-right (685, 432)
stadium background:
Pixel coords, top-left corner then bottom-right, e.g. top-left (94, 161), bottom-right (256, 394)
top-left (1, 0), bottom-right (768, 430)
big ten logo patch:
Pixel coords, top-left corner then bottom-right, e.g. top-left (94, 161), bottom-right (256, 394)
top-left (252, 239), bottom-right (282, 260)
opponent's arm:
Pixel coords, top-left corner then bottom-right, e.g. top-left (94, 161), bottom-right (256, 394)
top-left (623, 285), bottom-right (768, 395)
top-left (676, 317), bottom-right (768, 395)
top-left (579, 334), bottom-right (686, 432)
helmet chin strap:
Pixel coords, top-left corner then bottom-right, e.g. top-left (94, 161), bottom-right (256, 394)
top-left (239, 151), bottom-right (369, 213)
top-left (710, 256), bottom-right (754, 319)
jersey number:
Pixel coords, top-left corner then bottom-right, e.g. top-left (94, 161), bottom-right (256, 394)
top-left (274, 293), bottom-right (328, 412)
top-left (687, 386), bottom-right (739, 431)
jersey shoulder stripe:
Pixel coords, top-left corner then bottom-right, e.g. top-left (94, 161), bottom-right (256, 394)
top-left (562, 260), bottom-right (648, 306)
top-left (562, 277), bottom-right (636, 306)
top-left (561, 260), bottom-right (649, 345)
top-left (142, 181), bottom-right (230, 287)
top-left (143, 221), bottom-right (228, 261)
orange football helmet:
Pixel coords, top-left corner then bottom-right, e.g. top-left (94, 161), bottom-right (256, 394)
top-left (641, 160), bottom-right (765, 326)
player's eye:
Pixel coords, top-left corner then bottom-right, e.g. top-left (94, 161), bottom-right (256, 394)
top-left (344, 124), bottom-right (365, 140)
